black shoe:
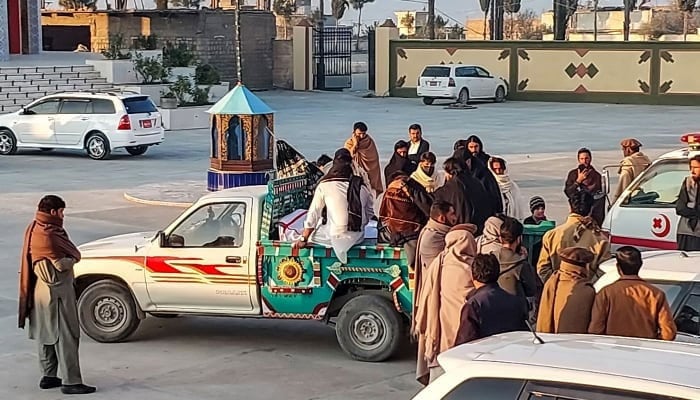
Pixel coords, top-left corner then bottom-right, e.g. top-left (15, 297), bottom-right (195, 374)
top-left (39, 376), bottom-right (62, 389)
top-left (61, 384), bottom-right (97, 395)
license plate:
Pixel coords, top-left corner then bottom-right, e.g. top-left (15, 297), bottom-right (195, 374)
top-left (140, 119), bottom-right (153, 128)
top-left (429, 81), bottom-right (438, 87)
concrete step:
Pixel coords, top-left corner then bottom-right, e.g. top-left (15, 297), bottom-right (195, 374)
top-left (0, 65), bottom-right (96, 74)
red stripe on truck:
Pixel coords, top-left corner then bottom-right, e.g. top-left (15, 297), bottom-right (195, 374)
top-left (611, 235), bottom-right (677, 250)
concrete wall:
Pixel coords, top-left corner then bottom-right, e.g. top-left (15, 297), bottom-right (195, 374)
top-left (239, 11), bottom-right (276, 89)
top-left (379, 35), bottom-right (700, 105)
top-left (273, 39), bottom-right (293, 89)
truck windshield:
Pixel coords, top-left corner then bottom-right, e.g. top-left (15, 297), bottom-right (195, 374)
top-left (623, 160), bottom-right (688, 207)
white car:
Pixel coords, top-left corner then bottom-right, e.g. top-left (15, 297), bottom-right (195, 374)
top-left (595, 250), bottom-right (700, 344)
top-left (602, 132), bottom-right (700, 250)
top-left (417, 64), bottom-right (508, 105)
top-left (414, 332), bottom-right (700, 400)
top-left (0, 92), bottom-right (164, 160)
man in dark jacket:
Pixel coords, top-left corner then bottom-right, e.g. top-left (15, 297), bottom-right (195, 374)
top-left (407, 124), bottom-right (430, 165)
top-left (564, 148), bottom-right (605, 226)
top-left (434, 157), bottom-right (494, 234)
top-left (675, 154), bottom-right (700, 251)
top-left (497, 217), bottom-right (540, 322)
top-left (454, 253), bottom-right (529, 345)
top-left (452, 144), bottom-right (503, 214)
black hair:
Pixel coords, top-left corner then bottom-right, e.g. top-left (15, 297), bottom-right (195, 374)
top-left (394, 140), bottom-right (409, 150)
top-left (471, 254), bottom-right (500, 284)
top-left (353, 122), bottom-right (368, 132)
top-left (388, 170), bottom-right (409, 182)
top-left (420, 152), bottom-right (436, 163)
top-left (616, 246), bottom-right (643, 275)
top-left (690, 154), bottom-right (700, 164)
top-left (316, 154), bottom-right (332, 166)
top-left (333, 148), bottom-right (352, 163)
top-left (38, 195), bottom-right (66, 213)
top-left (568, 190), bottom-right (594, 216)
top-left (453, 139), bottom-right (467, 150)
top-left (578, 147), bottom-right (592, 158)
top-left (430, 200), bottom-right (454, 220)
top-left (499, 217), bottom-right (523, 245)
top-left (443, 157), bottom-right (465, 176)
top-left (408, 123), bottom-right (422, 132)
top-left (489, 157), bottom-right (506, 170)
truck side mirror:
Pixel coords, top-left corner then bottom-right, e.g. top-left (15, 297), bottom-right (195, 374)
top-left (601, 169), bottom-right (610, 195)
top-left (158, 231), bottom-right (167, 247)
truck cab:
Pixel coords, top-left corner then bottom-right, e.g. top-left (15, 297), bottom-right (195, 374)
top-left (73, 175), bottom-right (411, 362)
top-left (603, 133), bottom-right (700, 250)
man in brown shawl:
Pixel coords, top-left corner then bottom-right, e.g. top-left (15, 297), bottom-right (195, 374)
top-left (413, 224), bottom-right (477, 385)
top-left (536, 247), bottom-right (596, 334)
top-left (344, 121), bottom-right (384, 196)
top-left (19, 195), bottom-right (96, 395)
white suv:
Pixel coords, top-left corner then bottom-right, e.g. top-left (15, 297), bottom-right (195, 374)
top-left (417, 64), bottom-right (508, 105)
top-left (0, 92), bottom-right (164, 160)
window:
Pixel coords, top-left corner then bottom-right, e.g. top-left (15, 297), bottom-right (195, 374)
top-left (211, 115), bottom-right (219, 158)
top-left (649, 281), bottom-right (689, 310)
top-left (421, 66), bottom-right (451, 77)
top-left (676, 294), bottom-right (700, 337)
top-left (25, 99), bottom-right (60, 115)
top-left (167, 202), bottom-right (246, 248)
top-left (456, 66), bottom-right (477, 77)
top-left (476, 67), bottom-right (491, 78)
top-left (226, 116), bottom-right (246, 161)
top-left (122, 96), bottom-right (158, 114)
top-left (442, 378), bottom-right (525, 399)
top-left (524, 381), bottom-right (684, 400)
top-left (623, 161), bottom-right (688, 208)
top-left (59, 99), bottom-right (89, 114)
top-left (91, 99), bottom-right (116, 114)
top-left (256, 115), bottom-right (270, 160)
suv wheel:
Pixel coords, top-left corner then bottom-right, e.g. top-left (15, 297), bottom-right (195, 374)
top-left (126, 145), bottom-right (148, 156)
top-left (457, 88), bottom-right (470, 104)
top-left (494, 86), bottom-right (506, 103)
top-left (0, 129), bottom-right (18, 155)
top-left (85, 133), bottom-right (111, 160)
top-left (422, 97), bottom-right (434, 105)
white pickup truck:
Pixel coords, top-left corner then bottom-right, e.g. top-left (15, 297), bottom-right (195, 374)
top-left (72, 175), bottom-right (413, 362)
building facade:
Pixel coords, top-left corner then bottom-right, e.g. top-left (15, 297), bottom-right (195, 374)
top-left (1, 0), bottom-right (43, 61)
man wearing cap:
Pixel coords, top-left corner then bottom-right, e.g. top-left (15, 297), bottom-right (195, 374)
top-left (536, 247), bottom-right (596, 334)
top-left (613, 138), bottom-right (651, 203)
top-left (589, 246), bottom-right (676, 340)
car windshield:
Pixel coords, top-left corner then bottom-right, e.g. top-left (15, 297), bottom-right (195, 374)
top-left (421, 67), bottom-right (451, 77)
top-left (624, 160), bottom-right (688, 207)
top-left (122, 96), bottom-right (158, 114)
top-left (648, 280), bottom-right (687, 308)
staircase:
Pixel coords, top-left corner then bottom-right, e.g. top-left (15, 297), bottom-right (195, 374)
top-left (0, 65), bottom-right (113, 113)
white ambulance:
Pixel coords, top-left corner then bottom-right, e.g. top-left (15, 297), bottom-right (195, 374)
top-left (602, 133), bottom-right (700, 250)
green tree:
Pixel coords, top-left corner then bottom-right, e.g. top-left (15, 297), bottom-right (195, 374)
top-left (332, 0), bottom-right (350, 23)
top-left (273, 0), bottom-right (297, 39)
top-left (349, 0), bottom-right (375, 50)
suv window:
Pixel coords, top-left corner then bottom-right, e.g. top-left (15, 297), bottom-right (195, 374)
top-left (25, 99), bottom-right (60, 115)
top-left (524, 381), bottom-right (684, 400)
top-left (456, 66), bottom-right (477, 77)
top-left (59, 99), bottom-right (90, 114)
top-left (122, 96), bottom-right (158, 114)
top-left (443, 377), bottom-right (525, 399)
top-left (476, 67), bottom-right (491, 77)
top-left (91, 99), bottom-right (116, 114)
top-left (421, 66), bottom-right (451, 78)
top-left (623, 161), bottom-right (688, 207)
top-left (167, 202), bottom-right (246, 248)
top-left (676, 294), bottom-right (700, 337)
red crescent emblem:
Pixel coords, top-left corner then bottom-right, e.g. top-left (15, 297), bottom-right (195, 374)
top-left (651, 214), bottom-right (671, 238)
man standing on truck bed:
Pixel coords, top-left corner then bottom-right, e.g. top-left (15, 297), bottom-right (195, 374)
top-left (675, 154), bottom-right (700, 251)
top-left (344, 122), bottom-right (384, 197)
top-left (296, 149), bottom-right (375, 263)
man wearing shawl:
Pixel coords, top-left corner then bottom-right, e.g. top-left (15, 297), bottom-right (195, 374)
top-left (537, 191), bottom-right (611, 284)
top-left (465, 135), bottom-right (491, 166)
top-left (407, 124), bottom-right (430, 165)
top-left (452, 142), bottom-right (503, 214)
top-left (675, 155), bottom-right (700, 251)
top-left (413, 224), bottom-right (478, 385)
top-left (383, 140), bottom-right (416, 185)
top-left (297, 149), bottom-right (375, 263)
top-left (564, 148), bottom-right (605, 226)
top-left (536, 247), bottom-right (596, 334)
top-left (410, 152), bottom-right (445, 193)
top-left (488, 156), bottom-right (528, 220)
top-left (475, 215), bottom-right (504, 256)
top-left (344, 122), bottom-right (384, 196)
top-left (19, 195), bottom-right (96, 395)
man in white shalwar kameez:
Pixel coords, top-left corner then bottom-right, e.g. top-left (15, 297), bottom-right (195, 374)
top-left (488, 156), bottom-right (529, 221)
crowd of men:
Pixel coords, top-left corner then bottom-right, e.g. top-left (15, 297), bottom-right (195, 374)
top-left (296, 121), bottom-right (699, 385)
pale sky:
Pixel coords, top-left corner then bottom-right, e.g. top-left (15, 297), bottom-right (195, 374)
top-left (48, 0), bottom-right (667, 28)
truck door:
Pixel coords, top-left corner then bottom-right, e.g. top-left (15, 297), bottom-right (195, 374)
top-left (609, 160), bottom-right (686, 250)
top-left (145, 200), bottom-right (256, 312)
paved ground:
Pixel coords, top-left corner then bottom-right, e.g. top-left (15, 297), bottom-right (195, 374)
top-left (0, 89), bottom-right (698, 399)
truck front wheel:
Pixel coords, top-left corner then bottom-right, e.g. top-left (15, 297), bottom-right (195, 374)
top-left (335, 294), bottom-right (405, 362)
top-left (78, 280), bottom-right (140, 343)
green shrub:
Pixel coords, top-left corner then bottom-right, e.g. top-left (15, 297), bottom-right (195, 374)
top-left (195, 64), bottom-right (221, 85)
top-left (163, 42), bottom-right (196, 68)
top-left (133, 53), bottom-right (170, 84)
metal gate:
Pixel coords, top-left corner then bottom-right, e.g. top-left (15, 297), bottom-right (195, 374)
top-left (313, 26), bottom-right (352, 90)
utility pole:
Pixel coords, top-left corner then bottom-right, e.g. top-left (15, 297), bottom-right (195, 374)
top-left (593, 0), bottom-right (598, 41)
top-left (427, 0), bottom-right (435, 39)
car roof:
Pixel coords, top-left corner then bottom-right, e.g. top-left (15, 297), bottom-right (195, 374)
top-left (197, 185), bottom-right (269, 203)
top-left (658, 147), bottom-right (700, 160)
top-left (423, 64), bottom-right (478, 69)
top-left (438, 332), bottom-right (700, 390)
top-left (599, 250), bottom-right (700, 282)
top-left (41, 92), bottom-right (149, 101)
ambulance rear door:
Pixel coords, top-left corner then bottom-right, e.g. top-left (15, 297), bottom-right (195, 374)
top-left (608, 159), bottom-right (686, 250)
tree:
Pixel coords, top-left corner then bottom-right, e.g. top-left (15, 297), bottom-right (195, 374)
top-left (641, 9), bottom-right (699, 39)
top-left (399, 12), bottom-right (415, 35)
top-left (349, 0), bottom-right (375, 50)
top-left (169, 0), bottom-right (201, 8)
top-left (504, 0), bottom-right (521, 38)
top-left (273, 0), bottom-right (297, 39)
top-left (677, 0), bottom-right (698, 40)
top-left (504, 9), bottom-right (546, 39)
top-left (332, 0), bottom-right (350, 23)
top-left (553, 0), bottom-right (577, 40)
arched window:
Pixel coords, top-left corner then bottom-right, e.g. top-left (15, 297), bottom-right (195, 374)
top-left (211, 116), bottom-right (218, 158)
top-left (256, 115), bottom-right (271, 160)
top-left (226, 116), bottom-right (245, 161)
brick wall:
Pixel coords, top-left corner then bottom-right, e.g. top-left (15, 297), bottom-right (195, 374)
top-left (272, 39), bottom-right (293, 89)
top-left (239, 11), bottom-right (276, 89)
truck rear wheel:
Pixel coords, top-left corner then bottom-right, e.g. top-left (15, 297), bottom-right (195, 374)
top-left (335, 294), bottom-right (404, 362)
top-left (78, 280), bottom-right (140, 343)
